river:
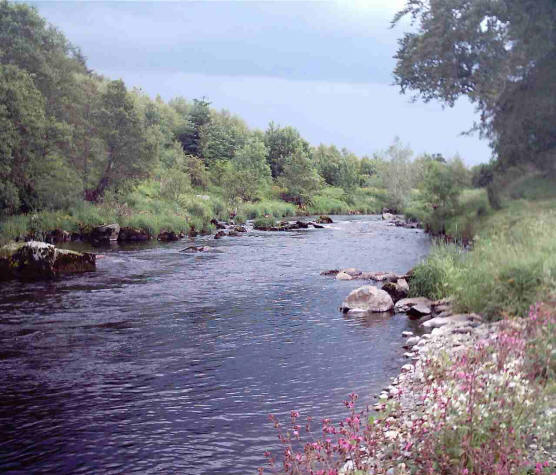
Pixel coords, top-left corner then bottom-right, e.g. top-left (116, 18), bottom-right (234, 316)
top-left (0, 215), bottom-right (429, 474)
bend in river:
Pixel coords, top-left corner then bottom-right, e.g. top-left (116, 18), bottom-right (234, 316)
top-left (0, 215), bottom-right (429, 474)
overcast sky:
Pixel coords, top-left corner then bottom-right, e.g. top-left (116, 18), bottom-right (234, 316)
top-left (30, 1), bottom-right (491, 164)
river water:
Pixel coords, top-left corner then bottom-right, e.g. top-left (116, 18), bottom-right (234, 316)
top-left (0, 215), bottom-right (429, 474)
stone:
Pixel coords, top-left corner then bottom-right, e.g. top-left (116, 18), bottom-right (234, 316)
top-left (382, 279), bottom-right (409, 302)
top-left (407, 303), bottom-right (432, 319)
top-left (45, 229), bottom-right (70, 244)
top-left (401, 331), bottom-right (413, 337)
top-left (157, 231), bottom-right (179, 241)
top-left (403, 336), bottom-right (420, 348)
top-left (341, 285), bottom-right (394, 313)
top-left (395, 297), bottom-right (433, 313)
top-left (382, 212), bottom-right (394, 220)
top-left (89, 224), bottom-right (120, 244)
top-left (336, 272), bottom-right (353, 280)
top-left (0, 241), bottom-right (95, 280)
top-left (309, 222), bottom-right (324, 229)
top-left (210, 218), bottom-right (228, 230)
top-left (214, 231), bottom-right (227, 239)
top-left (118, 227), bottom-right (150, 241)
top-left (320, 269), bottom-right (340, 276)
top-left (341, 268), bottom-right (362, 277)
top-left (180, 245), bottom-right (212, 253)
top-left (422, 313), bottom-right (480, 329)
top-left (316, 215), bottom-right (333, 224)
top-left (233, 225), bottom-right (247, 233)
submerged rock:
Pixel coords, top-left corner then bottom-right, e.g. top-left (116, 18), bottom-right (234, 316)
top-left (214, 231), bottom-right (227, 239)
top-left (180, 245), bottom-right (212, 253)
top-left (0, 241), bottom-right (96, 280)
top-left (395, 297), bottom-right (433, 313)
top-left (341, 285), bottom-right (394, 313)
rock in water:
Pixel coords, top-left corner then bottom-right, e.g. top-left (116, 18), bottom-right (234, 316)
top-left (406, 303), bottom-right (432, 319)
top-left (0, 241), bottom-right (95, 280)
top-left (316, 215), bottom-right (333, 224)
top-left (157, 231), bottom-right (179, 241)
top-left (118, 227), bottom-right (150, 241)
top-left (381, 279), bottom-right (409, 302)
top-left (341, 285), bottom-right (394, 313)
top-left (336, 272), bottom-right (353, 280)
top-left (89, 224), bottom-right (120, 244)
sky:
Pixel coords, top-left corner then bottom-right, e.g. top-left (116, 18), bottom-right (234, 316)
top-left (29, 1), bottom-right (491, 164)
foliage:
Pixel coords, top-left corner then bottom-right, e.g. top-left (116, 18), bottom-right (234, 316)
top-left (277, 148), bottom-right (323, 206)
top-left (377, 138), bottom-right (415, 212)
top-left (410, 199), bottom-right (556, 319)
top-left (264, 122), bottom-right (310, 178)
top-left (393, 0), bottom-right (556, 173)
top-left (264, 303), bottom-right (555, 474)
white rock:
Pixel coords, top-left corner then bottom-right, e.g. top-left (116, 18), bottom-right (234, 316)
top-left (336, 271), bottom-right (352, 280)
top-left (341, 285), bottom-right (394, 313)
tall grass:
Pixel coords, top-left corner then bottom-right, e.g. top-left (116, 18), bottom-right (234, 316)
top-left (410, 199), bottom-right (556, 319)
top-left (239, 200), bottom-right (297, 219)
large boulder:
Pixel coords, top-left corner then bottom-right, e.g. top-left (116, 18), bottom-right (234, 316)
top-left (89, 224), bottom-right (120, 244)
top-left (341, 285), bottom-right (394, 313)
top-left (0, 241), bottom-right (95, 280)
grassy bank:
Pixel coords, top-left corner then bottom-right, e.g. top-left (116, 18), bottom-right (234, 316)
top-left (0, 184), bottom-right (387, 245)
top-left (409, 175), bottom-right (556, 320)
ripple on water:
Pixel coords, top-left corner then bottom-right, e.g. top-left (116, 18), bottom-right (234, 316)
top-left (0, 215), bottom-right (429, 474)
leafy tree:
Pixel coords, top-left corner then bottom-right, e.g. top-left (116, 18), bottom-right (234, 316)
top-left (177, 97), bottom-right (211, 158)
top-left (378, 138), bottom-right (415, 211)
top-left (313, 145), bottom-right (360, 191)
top-left (222, 137), bottom-right (271, 202)
top-left (87, 80), bottom-right (156, 200)
top-left (200, 110), bottom-right (249, 163)
top-left (393, 0), bottom-right (556, 172)
top-left (0, 64), bottom-right (46, 213)
top-left (264, 122), bottom-right (310, 178)
top-left (278, 148), bottom-right (322, 206)
top-left (471, 162), bottom-right (495, 188)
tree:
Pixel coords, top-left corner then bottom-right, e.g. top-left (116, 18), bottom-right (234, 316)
top-left (0, 64), bottom-right (46, 213)
top-left (200, 110), bottom-right (249, 163)
top-left (264, 122), bottom-right (310, 178)
top-left (177, 97), bottom-right (211, 158)
top-left (393, 0), bottom-right (556, 173)
top-left (278, 148), bottom-right (322, 206)
top-left (221, 137), bottom-right (271, 202)
top-left (378, 138), bottom-right (415, 211)
top-left (87, 80), bottom-right (156, 200)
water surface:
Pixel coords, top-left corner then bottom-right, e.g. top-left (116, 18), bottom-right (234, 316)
top-left (0, 215), bottom-right (429, 473)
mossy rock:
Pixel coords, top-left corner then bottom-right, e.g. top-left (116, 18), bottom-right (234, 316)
top-left (0, 241), bottom-right (96, 280)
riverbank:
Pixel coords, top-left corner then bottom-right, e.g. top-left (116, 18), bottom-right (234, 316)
top-left (266, 193), bottom-right (556, 474)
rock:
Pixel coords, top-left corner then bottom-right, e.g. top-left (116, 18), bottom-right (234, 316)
top-left (309, 222), bottom-right (324, 229)
top-left (157, 230), bottom-right (179, 241)
top-left (336, 272), bottom-right (352, 280)
top-left (422, 313), bottom-right (482, 329)
top-left (210, 218), bottom-right (228, 230)
top-left (395, 297), bottom-right (433, 313)
top-left (233, 225), bottom-right (247, 233)
top-left (360, 271), bottom-right (400, 282)
top-left (118, 227), bottom-right (150, 241)
top-left (180, 245), bottom-right (212, 253)
top-left (403, 336), bottom-right (421, 348)
top-left (89, 224), bottom-right (120, 244)
top-left (227, 230), bottom-right (239, 236)
top-left (401, 364), bottom-right (413, 373)
top-left (214, 231), bottom-right (227, 239)
top-left (294, 220), bottom-right (309, 229)
top-left (341, 268), bottom-right (362, 277)
top-left (382, 212), bottom-right (394, 220)
top-left (0, 241), bottom-right (95, 280)
top-left (407, 303), bottom-right (432, 319)
top-left (401, 331), bottom-right (413, 337)
top-left (316, 215), bottom-right (333, 224)
top-left (53, 249), bottom-right (96, 274)
top-left (45, 229), bottom-right (70, 244)
top-left (341, 285), bottom-right (394, 313)
top-left (320, 269), bottom-right (340, 276)
top-left (382, 278), bottom-right (409, 302)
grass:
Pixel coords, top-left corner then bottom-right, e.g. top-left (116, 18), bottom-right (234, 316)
top-left (239, 200), bottom-right (297, 220)
top-left (410, 198), bottom-right (556, 319)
